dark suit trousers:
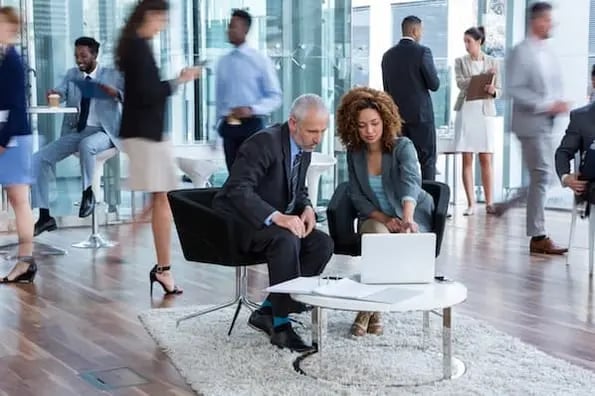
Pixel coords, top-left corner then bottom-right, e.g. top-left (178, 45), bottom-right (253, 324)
top-left (249, 226), bottom-right (333, 317)
top-left (218, 117), bottom-right (265, 171)
top-left (402, 122), bottom-right (436, 181)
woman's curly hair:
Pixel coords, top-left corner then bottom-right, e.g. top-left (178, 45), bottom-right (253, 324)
top-left (336, 87), bottom-right (402, 152)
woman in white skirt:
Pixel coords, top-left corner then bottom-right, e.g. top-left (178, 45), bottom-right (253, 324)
top-left (115, 0), bottom-right (200, 296)
top-left (453, 26), bottom-right (501, 216)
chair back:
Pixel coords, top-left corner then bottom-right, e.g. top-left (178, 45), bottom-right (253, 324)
top-left (168, 188), bottom-right (265, 266)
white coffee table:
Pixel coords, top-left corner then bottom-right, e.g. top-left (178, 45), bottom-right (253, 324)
top-left (291, 280), bottom-right (467, 382)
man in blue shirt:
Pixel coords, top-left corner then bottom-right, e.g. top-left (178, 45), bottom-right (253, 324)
top-left (216, 9), bottom-right (282, 171)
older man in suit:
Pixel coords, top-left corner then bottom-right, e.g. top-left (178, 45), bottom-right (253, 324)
top-left (32, 37), bottom-right (123, 236)
top-left (381, 15), bottom-right (440, 181)
top-left (213, 94), bottom-right (333, 352)
top-left (501, 2), bottom-right (568, 255)
top-left (555, 104), bottom-right (593, 195)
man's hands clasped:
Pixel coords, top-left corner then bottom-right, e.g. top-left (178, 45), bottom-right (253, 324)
top-left (272, 206), bottom-right (316, 238)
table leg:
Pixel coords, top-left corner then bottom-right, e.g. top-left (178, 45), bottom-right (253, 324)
top-left (311, 307), bottom-right (325, 352)
top-left (422, 311), bottom-right (430, 350)
top-left (442, 307), bottom-right (452, 379)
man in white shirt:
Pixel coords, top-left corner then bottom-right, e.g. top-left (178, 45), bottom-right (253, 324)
top-left (498, 2), bottom-right (568, 255)
top-left (31, 37), bottom-right (123, 236)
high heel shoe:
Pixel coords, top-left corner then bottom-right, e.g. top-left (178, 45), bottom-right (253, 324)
top-left (1, 257), bottom-right (37, 284)
top-left (149, 265), bottom-right (183, 296)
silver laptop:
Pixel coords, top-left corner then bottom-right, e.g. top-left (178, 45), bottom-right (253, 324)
top-left (360, 233), bottom-right (436, 284)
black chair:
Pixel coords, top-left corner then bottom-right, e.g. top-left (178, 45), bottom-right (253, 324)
top-left (326, 181), bottom-right (450, 257)
top-left (168, 188), bottom-right (262, 334)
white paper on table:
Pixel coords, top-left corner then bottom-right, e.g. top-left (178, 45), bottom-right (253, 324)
top-left (264, 276), bottom-right (322, 294)
top-left (312, 278), bottom-right (384, 299)
top-left (313, 278), bottom-right (422, 304)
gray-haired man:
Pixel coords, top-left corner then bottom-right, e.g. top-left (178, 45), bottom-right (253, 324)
top-left (213, 94), bottom-right (334, 353)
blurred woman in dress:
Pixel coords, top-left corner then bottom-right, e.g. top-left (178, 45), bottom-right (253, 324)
top-left (0, 7), bottom-right (36, 283)
top-left (453, 26), bottom-right (501, 216)
top-left (115, 0), bottom-right (200, 296)
top-left (337, 87), bottom-right (434, 336)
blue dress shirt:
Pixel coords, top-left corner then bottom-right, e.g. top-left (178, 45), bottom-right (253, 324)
top-left (264, 136), bottom-right (302, 226)
top-left (368, 175), bottom-right (396, 217)
top-left (215, 43), bottom-right (282, 119)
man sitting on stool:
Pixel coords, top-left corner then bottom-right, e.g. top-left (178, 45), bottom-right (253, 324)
top-left (32, 37), bottom-right (123, 236)
top-left (213, 94), bottom-right (333, 352)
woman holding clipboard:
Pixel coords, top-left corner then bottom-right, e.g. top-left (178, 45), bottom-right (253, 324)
top-left (453, 26), bottom-right (501, 216)
top-left (0, 7), bottom-right (36, 283)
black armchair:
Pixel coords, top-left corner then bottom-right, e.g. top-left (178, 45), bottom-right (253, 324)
top-left (168, 188), bottom-right (262, 334)
top-left (326, 181), bottom-right (450, 257)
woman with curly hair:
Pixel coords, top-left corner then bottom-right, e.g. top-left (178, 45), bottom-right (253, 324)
top-left (337, 87), bottom-right (434, 336)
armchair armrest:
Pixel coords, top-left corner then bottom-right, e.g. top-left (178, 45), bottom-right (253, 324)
top-left (421, 181), bottom-right (450, 257)
top-left (327, 182), bottom-right (360, 255)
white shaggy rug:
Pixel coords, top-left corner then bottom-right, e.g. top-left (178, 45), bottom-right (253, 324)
top-left (139, 306), bottom-right (595, 395)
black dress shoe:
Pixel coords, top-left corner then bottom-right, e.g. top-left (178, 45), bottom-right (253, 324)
top-left (270, 323), bottom-right (314, 353)
top-left (79, 187), bottom-right (95, 218)
top-left (248, 309), bottom-right (273, 336)
top-left (34, 217), bottom-right (57, 237)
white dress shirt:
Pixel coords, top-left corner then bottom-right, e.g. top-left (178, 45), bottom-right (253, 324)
top-left (528, 36), bottom-right (563, 114)
top-left (82, 65), bottom-right (100, 128)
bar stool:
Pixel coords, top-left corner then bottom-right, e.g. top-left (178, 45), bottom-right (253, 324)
top-left (72, 147), bottom-right (119, 249)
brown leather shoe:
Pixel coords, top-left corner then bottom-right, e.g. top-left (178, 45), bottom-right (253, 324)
top-left (529, 237), bottom-right (568, 255)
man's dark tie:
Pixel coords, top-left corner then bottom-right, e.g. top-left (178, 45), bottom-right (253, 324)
top-left (286, 150), bottom-right (303, 214)
top-left (77, 76), bottom-right (92, 132)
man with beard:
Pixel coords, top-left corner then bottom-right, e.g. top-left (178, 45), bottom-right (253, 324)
top-left (31, 37), bottom-right (123, 235)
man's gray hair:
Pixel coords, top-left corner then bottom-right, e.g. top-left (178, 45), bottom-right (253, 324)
top-left (289, 94), bottom-right (328, 121)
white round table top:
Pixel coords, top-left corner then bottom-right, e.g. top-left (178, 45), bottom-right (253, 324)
top-left (28, 106), bottom-right (78, 114)
top-left (291, 281), bottom-right (467, 313)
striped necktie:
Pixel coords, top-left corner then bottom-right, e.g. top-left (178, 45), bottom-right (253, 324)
top-left (285, 150), bottom-right (303, 213)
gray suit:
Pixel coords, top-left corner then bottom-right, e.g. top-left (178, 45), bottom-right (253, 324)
top-left (555, 103), bottom-right (595, 179)
top-left (31, 66), bottom-right (124, 209)
top-left (347, 137), bottom-right (434, 232)
top-left (505, 38), bottom-right (563, 237)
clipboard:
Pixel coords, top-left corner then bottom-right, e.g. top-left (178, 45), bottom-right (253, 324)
top-left (465, 72), bottom-right (495, 101)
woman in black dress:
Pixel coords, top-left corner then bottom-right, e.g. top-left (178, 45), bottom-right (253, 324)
top-left (115, 0), bottom-right (200, 295)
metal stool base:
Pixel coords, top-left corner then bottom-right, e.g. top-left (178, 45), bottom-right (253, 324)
top-left (72, 233), bottom-right (117, 249)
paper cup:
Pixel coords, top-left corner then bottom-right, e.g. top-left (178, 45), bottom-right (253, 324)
top-left (48, 94), bottom-right (60, 107)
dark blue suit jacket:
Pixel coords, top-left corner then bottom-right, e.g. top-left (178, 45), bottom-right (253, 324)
top-left (0, 46), bottom-right (30, 148)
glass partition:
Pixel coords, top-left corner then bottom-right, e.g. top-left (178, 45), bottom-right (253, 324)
top-left (6, 0), bottom-right (351, 224)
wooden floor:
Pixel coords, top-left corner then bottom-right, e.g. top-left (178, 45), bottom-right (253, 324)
top-left (0, 205), bottom-right (594, 395)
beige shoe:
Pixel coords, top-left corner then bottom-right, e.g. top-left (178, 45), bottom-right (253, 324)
top-left (351, 312), bottom-right (371, 337)
top-left (367, 312), bottom-right (383, 335)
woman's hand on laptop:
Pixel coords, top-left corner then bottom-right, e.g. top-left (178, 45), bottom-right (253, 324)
top-left (384, 218), bottom-right (403, 233)
top-left (401, 221), bottom-right (419, 234)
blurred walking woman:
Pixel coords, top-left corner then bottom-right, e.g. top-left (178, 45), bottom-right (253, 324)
top-left (453, 26), bottom-right (501, 216)
top-left (115, 0), bottom-right (200, 296)
top-left (0, 7), bottom-right (36, 283)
